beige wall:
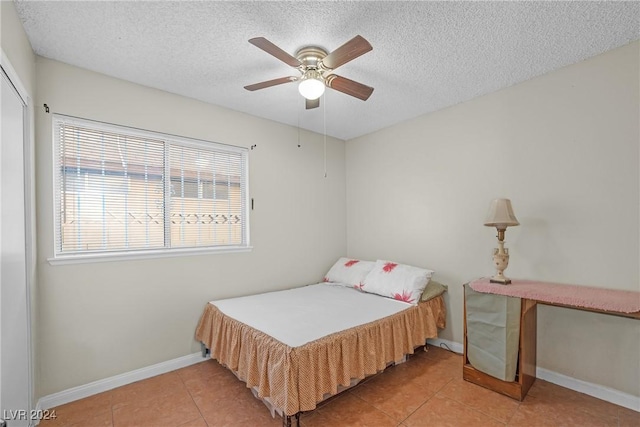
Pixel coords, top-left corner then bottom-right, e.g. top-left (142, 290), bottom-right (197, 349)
top-left (35, 58), bottom-right (347, 396)
top-left (346, 42), bottom-right (639, 396)
top-left (1, 0), bottom-right (35, 94)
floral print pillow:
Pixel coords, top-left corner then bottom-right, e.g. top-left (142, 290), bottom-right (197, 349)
top-left (361, 260), bottom-right (434, 305)
top-left (323, 257), bottom-right (375, 288)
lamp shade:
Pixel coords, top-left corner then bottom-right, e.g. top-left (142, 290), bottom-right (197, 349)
top-left (484, 198), bottom-right (519, 228)
top-left (298, 70), bottom-right (325, 100)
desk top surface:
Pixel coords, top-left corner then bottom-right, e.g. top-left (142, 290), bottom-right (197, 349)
top-left (469, 278), bottom-right (640, 319)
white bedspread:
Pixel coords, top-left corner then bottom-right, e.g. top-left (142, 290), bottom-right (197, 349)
top-left (210, 283), bottom-right (411, 348)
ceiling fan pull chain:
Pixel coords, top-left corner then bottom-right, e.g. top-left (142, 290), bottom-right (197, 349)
top-left (323, 95), bottom-right (327, 178)
top-left (297, 108), bottom-right (301, 148)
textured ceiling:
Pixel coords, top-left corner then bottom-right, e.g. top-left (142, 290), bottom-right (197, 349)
top-left (14, 1), bottom-right (640, 140)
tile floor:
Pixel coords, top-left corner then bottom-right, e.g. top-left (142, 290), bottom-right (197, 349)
top-left (39, 346), bottom-right (639, 427)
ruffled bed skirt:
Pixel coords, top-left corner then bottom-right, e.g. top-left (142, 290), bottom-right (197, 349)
top-left (195, 295), bottom-right (446, 416)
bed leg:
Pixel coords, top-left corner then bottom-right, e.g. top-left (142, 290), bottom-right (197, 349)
top-left (282, 413), bottom-right (300, 427)
top-left (200, 342), bottom-right (208, 358)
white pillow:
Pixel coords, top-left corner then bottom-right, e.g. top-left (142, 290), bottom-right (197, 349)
top-left (361, 260), bottom-right (434, 305)
top-left (324, 257), bottom-right (375, 288)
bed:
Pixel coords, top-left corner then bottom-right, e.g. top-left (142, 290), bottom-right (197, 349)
top-left (195, 259), bottom-right (447, 426)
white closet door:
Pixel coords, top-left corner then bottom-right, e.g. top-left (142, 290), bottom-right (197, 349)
top-left (1, 68), bottom-right (31, 426)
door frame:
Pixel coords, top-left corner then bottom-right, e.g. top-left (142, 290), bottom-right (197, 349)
top-left (1, 48), bottom-right (35, 424)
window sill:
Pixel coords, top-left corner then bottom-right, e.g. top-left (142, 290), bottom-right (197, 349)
top-left (47, 245), bottom-right (253, 265)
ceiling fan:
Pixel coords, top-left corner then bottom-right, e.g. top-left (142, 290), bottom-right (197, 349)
top-left (244, 35), bottom-right (374, 109)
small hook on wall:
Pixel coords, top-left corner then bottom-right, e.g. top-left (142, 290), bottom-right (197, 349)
top-left (250, 144), bottom-right (257, 150)
top-left (44, 104), bottom-right (50, 113)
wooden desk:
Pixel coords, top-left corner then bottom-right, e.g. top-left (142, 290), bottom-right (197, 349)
top-left (462, 279), bottom-right (640, 401)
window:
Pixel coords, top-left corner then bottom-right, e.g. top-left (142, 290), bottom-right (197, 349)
top-left (52, 115), bottom-right (249, 262)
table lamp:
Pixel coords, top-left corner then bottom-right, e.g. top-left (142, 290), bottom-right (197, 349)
top-left (484, 198), bottom-right (519, 284)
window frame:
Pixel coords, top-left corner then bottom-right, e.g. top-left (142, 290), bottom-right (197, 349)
top-left (48, 114), bottom-right (251, 265)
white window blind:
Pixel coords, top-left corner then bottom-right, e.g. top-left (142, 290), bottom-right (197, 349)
top-left (53, 115), bottom-right (249, 259)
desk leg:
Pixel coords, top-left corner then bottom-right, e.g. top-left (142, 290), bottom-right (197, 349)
top-left (519, 299), bottom-right (537, 398)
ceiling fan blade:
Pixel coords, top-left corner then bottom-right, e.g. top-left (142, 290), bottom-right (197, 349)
top-left (244, 76), bottom-right (298, 91)
top-left (321, 35), bottom-right (372, 70)
top-left (306, 98), bottom-right (320, 110)
top-left (249, 37), bottom-right (302, 67)
top-left (326, 75), bottom-right (374, 101)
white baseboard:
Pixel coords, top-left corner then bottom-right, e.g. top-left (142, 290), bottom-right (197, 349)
top-left (34, 343), bottom-right (640, 417)
top-left (37, 352), bottom-right (206, 412)
top-left (427, 338), bottom-right (464, 354)
top-left (536, 367), bottom-right (640, 412)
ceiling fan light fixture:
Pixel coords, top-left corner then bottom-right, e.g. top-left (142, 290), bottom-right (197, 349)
top-left (298, 70), bottom-right (325, 100)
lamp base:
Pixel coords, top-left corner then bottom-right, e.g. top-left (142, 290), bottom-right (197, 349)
top-left (490, 276), bottom-right (512, 285)
top-left (490, 243), bottom-right (511, 285)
